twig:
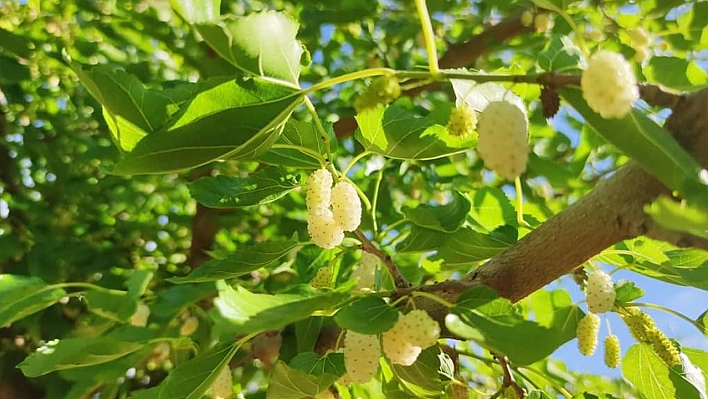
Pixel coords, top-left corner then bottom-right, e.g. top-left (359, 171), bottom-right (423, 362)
top-left (354, 229), bottom-right (411, 288)
top-left (492, 352), bottom-right (526, 398)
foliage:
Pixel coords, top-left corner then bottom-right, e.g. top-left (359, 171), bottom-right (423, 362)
top-left (1, 1), bottom-right (707, 399)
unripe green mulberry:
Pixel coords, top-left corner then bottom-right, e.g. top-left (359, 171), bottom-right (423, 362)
top-left (503, 386), bottom-right (520, 399)
top-left (354, 76), bottom-right (401, 113)
top-left (647, 330), bottom-right (680, 367)
top-left (534, 13), bottom-right (554, 33)
top-left (520, 10), bottom-right (534, 27)
top-left (577, 313), bottom-right (600, 356)
top-left (604, 334), bottom-right (621, 369)
top-left (446, 103), bottom-right (477, 138)
top-left (629, 28), bottom-right (651, 47)
top-left (449, 384), bottom-right (469, 399)
top-left (310, 266), bottom-right (333, 288)
top-left (621, 307), bottom-right (656, 342)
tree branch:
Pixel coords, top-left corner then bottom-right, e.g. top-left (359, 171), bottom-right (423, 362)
top-left (492, 352), bottom-right (526, 398)
top-left (642, 218), bottom-right (708, 251)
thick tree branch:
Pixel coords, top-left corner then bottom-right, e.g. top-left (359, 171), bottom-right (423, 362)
top-left (643, 222), bottom-right (708, 251)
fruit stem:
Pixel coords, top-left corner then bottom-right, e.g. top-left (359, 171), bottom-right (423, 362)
top-left (304, 68), bottom-right (395, 94)
top-left (270, 144), bottom-right (326, 168)
top-left (303, 96), bottom-right (335, 169)
top-left (514, 177), bottom-right (531, 228)
top-left (51, 282), bottom-right (128, 296)
top-left (414, 0), bottom-right (441, 77)
top-left (341, 150), bottom-right (372, 178)
top-left (371, 165), bottom-right (386, 232)
top-left (411, 291), bottom-right (455, 308)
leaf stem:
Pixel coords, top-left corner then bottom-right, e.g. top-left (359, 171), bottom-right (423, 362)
top-left (341, 150), bottom-right (372, 178)
top-left (414, 0), bottom-right (440, 77)
top-left (304, 68), bottom-right (396, 94)
top-left (377, 218), bottom-right (410, 243)
top-left (270, 144), bottom-right (326, 167)
top-left (514, 177), bottom-right (530, 228)
top-left (371, 165), bottom-right (386, 232)
top-left (515, 366), bottom-right (572, 398)
top-left (51, 282), bottom-right (128, 296)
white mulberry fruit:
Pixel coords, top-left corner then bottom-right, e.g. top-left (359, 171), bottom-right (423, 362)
top-left (352, 252), bottom-right (378, 290)
top-left (577, 312), bottom-right (600, 356)
top-left (476, 101), bottom-right (529, 180)
top-left (586, 270), bottom-right (616, 314)
top-left (382, 310), bottom-right (440, 366)
top-left (306, 168), bottom-right (333, 215)
top-left (343, 331), bottom-right (381, 383)
top-left (307, 210), bottom-right (344, 249)
top-left (331, 181), bottom-right (362, 232)
top-left (581, 51), bottom-right (638, 119)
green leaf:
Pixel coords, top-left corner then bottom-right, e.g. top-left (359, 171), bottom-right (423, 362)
top-left (623, 344), bottom-right (704, 399)
top-left (334, 297), bottom-right (399, 334)
top-left (168, 240), bottom-right (300, 283)
top-left (259, 119), bottom-right (335, 169)
top-left (83, 290), bottom-right (136, 322)
top-left (267, 361), bottom-right (336, 399)
top-left (614, 280), bottom-right (645, 304)
top-left (0, 275), bottom-right (67, 327)
top-left (559, 87), bottom-right (708, 203)
top-left (113, 77), bottom-right (302, 174)
top-left (527, 391), bottom-right (554, 399)
top-left (433, 227), bottom-right (514, 268)
top-left (198, 11), bottom-right (304, 85)
top-left (467, 187), bottom-right (517, 231)
top-left (158, 342), bottom-right (237, 399)
top-left (537, 35), bottom-right (585, 73)
top-left (170, 0), bottom-right (220, 24)
top-left (150, 283), bottom-right (216, 319)
top-left (188, 167), bottom-right (300, 208)
top-left (645, 56), bottom-right (708, 92)
top-left (448, 286), bottom-right (583, 365)
top-left (391, 347), bottom-right (448, 398)
top-left (289, 352), bottom-right (346, 378)
top-left (71, 63), bottom-right (178, 152)
top-left (127, 387), bottom-right (162, 399)
top-left (19, 337), bottom-right (145, 377)
top-left (214, 283), bottom-right (348, 334)
top-left (645, 196), bottom-right (708, 239)
top-left (355, 106), bottom-right (471, 161)
top-left (396, 226), bottom-right (445, 253)
top-left (402, 192), bottom-right (471, 233)
top-left (697, 309), bottom-right (708, 338)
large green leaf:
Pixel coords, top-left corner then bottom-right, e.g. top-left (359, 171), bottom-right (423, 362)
top-left (645, 56), bottom-right (708, 92)
top-left (622, 344), bottom-right (704, 399)
top-left (0, 275), bottom-right (67, 327)
top-left (19, 337), bottom-right (145, 377)
top-left (170, 0), bottom-right (220, 24)
top-left (467, 187), bottom-right (519, 232)
top-left (84, 270), bottom-right (153, 322)
top-left (168, 240), bottom-right (300, 284)
top-left (197, 12), bottom-right (304, 85)
top-left (448, 286), bottom-right (583, 365)
top-left (396, 226), bottom-right (446, 253)
top-left (559, 87), bottom-right (708, 204)
top-left (391, 347), bottom-right (450, 398)
top-left (158, 342), bottom-right (237, 399)
top-left (536, 35), bottom-right (585, 73)
top-left (259, 119), bottom-right (336, 169)
top-left (214, 283), bottom-right (348, 334)
top-left (150, 283), bottom-right (216, 319)
top-left (113, 78), bottom-right (302, 174)
top-left (127, 387), bottom-right (162, 399)
top-left (267, 361), bottom-right (336, 399)
top-left (72, 63), bottom-right (179, 151)
top-left (402, 192), bottom-right (471, 233)
top-left (289, 352), bottom-right (346, 378)
top-left (645, 196), bottom-right (708, 239)
top-left (334, 297), bottom-right (399, 334)
top-left (188, 166), bottom-right (300, 208)
top-left (355, 105), bottom-right (472, 160)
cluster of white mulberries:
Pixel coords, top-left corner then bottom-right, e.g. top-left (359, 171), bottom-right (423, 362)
top-left (476, 101), bottom-right (529, 180)
top-left (343, 331), bottom-right (381, 383)
top-left (381, 310), bottom-right (440, 366)
top-left (586, 270), bottom-right (616, 313)
top-left (207, 366), bottom-right (233, 399)
top-left (581, 51), bottom-right (638, 119)
top-left (305, 169), bottom-right (362, 249)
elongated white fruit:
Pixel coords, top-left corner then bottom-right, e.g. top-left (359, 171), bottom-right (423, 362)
top-left (476, 101), bottom-right (529, 180)
top-left (331, 181), bottom-right (362, 231)
top-left (307, 210), bottom-right (344, 249)
top-left (306, 168), bottom-right (333, 215)
top-left (344, 331), bottom-right (381, 383)
top-left (586, 270), bottom-right (616, 313)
